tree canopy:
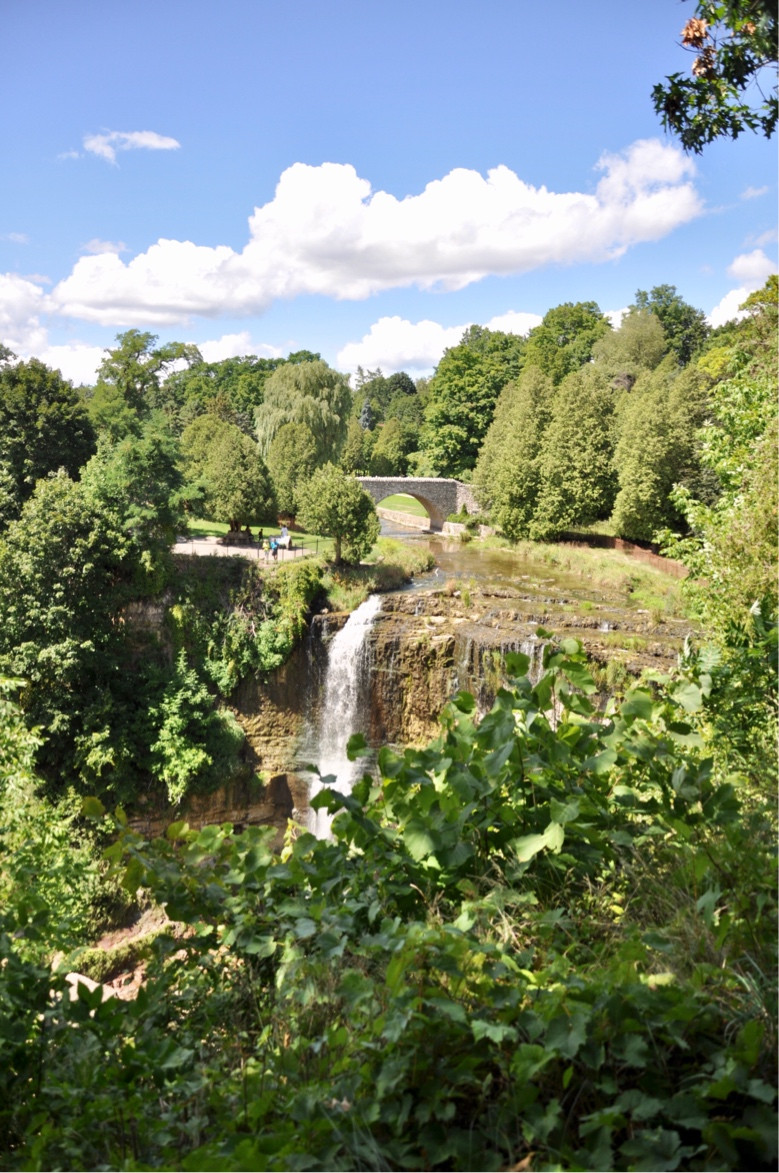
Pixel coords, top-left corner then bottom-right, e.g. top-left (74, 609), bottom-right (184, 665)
top-left (420, 328), bottom-right (524, 477)
top-left (181, 416), bottom-right (276, 531)
top-left (296, 464), bottom-right (380, 564)
top-left (255, 360), bottom-right (352, 466)
top-left (0, 358), bottom-right (96, 517)
top-left (653, 0), bottom-right (778, 152)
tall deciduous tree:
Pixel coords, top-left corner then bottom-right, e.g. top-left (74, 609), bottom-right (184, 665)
top-left (0, 359), bottom-right (96, 515)
top-left (88, 331), bottom-right (201, 439)
top-left (81, 418), bottom-right (189, 592)
top-left (631, 285), bottom-right (709, 366)
top-left (369, 418), bottom-right (415, 476)
top-left (653, 0), bottom-right (777, 152)
top-left (255, 360), bottom-right (352, 466)
top-left (296, 464), bottom-right (379, 565)
top-left (160, 354), bottom-right (283, 435)
top-left (523, 302), bottom-right (611, 385)
top-left (592, 309), bottom-right (668, 380)
top-left (420, 328), bottom-right (524, 477)
top-left (0, 471), bottom-right (129, 784)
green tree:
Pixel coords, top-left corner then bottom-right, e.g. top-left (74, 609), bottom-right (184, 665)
top-left (420, 328), bottom-right (523, 477)
top-left (653, 0), bottom-right (778, 152)
top-left (255, 360), bottom-right (352, 466)
top-left (340, 417), bottom-right (372, 476)
top-left (611, 362), bottom-right (711, 541)
top-left (0, 359), bottom-right (96, 515)
top-left (0, 472), bottom-right (129, 786)
top-left (369, 418), bottom-right (415, 476)
top-left (267, 421), bottom-right (319, 515)
top-left (523, 301), bottom-right (611, 384)
top-left (666, 280), bottom-right (778, 628)
top-left (296, 464), bottom-right (380, 565)
top-left (160, 354), bottom-right (283, 434)
top-left (182, 417), bottom-right (276, 530)
top-left (592, 308), bottom-right (668, 381)
top-left (81, 418), bottom-right (189, 593)
top-left (631, 285), bottom-right (709, 365)
top-left (474, 367), bottom-right (554, 540)
top-left (531, 365), bottom-right (617, 539)
top-left (87, 331), bottom-right (201, 439)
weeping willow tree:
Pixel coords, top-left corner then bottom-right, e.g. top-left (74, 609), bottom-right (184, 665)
top-left (254, 360), bottom-right (352, 467)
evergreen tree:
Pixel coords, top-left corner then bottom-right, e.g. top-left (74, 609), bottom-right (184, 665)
top-left (267, 422), bottom-right (318, 515)
top-left (182, 417), bottom-right (276, 530)
top-left (296, 464), bottom-right (380, 565)
top-left (531, 366), bottom-right (617, 539)
top-left (341, 417), bottom-right (371, 476)
top-left (474, 367), bottom-right (554, 540)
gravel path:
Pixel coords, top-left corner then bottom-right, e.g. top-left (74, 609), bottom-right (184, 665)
top-left (173, 535), bottom-right (313, 562)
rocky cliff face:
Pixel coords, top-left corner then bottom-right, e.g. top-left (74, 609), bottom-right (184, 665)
top-left (131, 581), bottom-right (690, 838)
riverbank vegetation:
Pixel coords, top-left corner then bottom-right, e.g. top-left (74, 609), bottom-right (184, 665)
top-left (0, 266), bottom-right (775, 1167)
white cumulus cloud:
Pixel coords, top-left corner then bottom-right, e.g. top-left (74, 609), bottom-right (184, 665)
top-left (727, 248), bottom-right (777, 285)
top-left (35, 343), bottom-right (107, 386)
top-left (0, 272), bottom-right (48, 356)
top-left (337, 309), bottom-right (544, 376)
top-left (708, 249), bottom-right (778, 328)
top-left (83, 129), bottom-right (181, 165)
top-left (49, 139), bottom-right (702, 328)
top-left (338, 317), bottom-right (465, 375)
top-left (197, 332), bottom-right (283, 363)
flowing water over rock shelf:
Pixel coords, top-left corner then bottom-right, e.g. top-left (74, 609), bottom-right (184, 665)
top-left (304, 594), bottom-right (383, 836)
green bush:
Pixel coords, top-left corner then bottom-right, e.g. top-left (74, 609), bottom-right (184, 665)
top-left (1, 637), bottom-right (774, 1171)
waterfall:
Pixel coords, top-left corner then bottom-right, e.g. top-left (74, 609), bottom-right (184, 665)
top-left (308, 594), bottom-right (382, 837)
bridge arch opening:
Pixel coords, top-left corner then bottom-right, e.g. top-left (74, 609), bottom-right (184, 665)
top-left (375, 491), bottom-right (433, 530)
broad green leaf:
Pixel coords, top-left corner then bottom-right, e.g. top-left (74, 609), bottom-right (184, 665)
top-left (621, 690), bottom-right (655, 720)
top-left (505, 650), bottom-right (530, 678)
top-left (671, 680), bottom-right (703, 713)
top-left (403, 819), bottom-right (437, 861)
top-left (81, 796), bottom-right (105, 819)
top-left (511, 832), bottom-right (548, 862)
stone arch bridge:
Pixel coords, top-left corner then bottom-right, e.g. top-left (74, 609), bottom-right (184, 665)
top-left (357, 477), bottom-right (479, 532)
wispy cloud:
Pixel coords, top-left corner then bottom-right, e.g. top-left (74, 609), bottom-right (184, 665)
top-left (48, 140), bottom-right (703, 328)
top-left (83, 129), bottom-right (181, 165)
top-left (82, 239), bottom-right (128, 256)
top-left (741, 185), bottom-right (769, 200)
top-left (3, 232), bottom-right (29, 245)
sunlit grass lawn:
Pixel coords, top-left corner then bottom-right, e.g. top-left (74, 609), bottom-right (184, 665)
top-left (378, 493), bottom-right (429, 518)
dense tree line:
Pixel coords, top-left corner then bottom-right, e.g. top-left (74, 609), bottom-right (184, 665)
top-left (0, 272), bottom-right (775, 1169)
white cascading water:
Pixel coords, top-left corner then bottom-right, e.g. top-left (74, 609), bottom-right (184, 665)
top-left (308, 594), bottom-right (383, 837)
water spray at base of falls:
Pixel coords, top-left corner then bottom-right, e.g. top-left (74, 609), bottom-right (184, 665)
top-left (307, 594), bottom-right (382, 838)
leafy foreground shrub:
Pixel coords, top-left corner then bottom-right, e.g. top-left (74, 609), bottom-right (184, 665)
top-left (1, 638), bottom-right (776, 1171)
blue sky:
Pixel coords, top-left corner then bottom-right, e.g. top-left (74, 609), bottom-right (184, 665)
top-left (2, 0), bottom-right (776, 385)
